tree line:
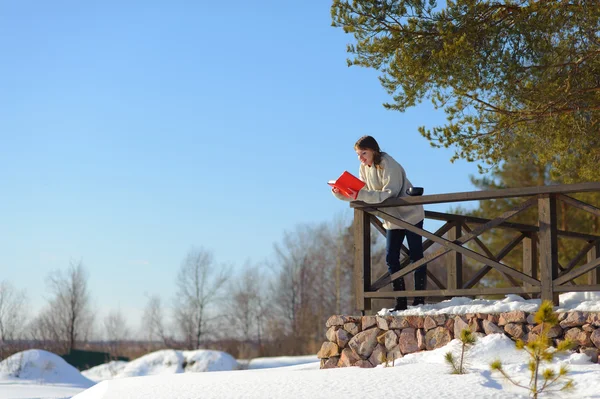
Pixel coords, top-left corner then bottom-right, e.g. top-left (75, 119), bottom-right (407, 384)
top-left (0, 214), bottom-right (393, 361)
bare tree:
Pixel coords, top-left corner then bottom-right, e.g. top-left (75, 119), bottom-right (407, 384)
top-left (140, 294), bottom-right (172, 347)
top-left (0, 281), bottom-right (28, 359)
top-left (267, 218), bottom-right (383, 355)
top-left (174, 247), bottom-right (229, 350)
top-left (226, 263), bottom-right (267, 357)
top-left (269, 224), bottom-right (326, 354)
top-left (104, 309), bottom-right (130, 358)
top-left (34, 260), bottom-right (93, 353)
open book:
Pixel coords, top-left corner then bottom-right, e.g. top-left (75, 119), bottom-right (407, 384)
top-left (328, 171), bottom-right (365, 199)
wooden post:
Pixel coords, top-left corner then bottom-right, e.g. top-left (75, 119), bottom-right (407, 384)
top-left (588, 240), bottom-right (600, 285)
top-left (538, 194), bottom-right (559, 304)
top-left (354, 209), bottom-right (371, 312)
top-left (523, 233), bottom-right (538, 297)
top-left (447, 222), bottom-right (463, 290)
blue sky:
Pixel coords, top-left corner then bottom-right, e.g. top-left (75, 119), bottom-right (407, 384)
top-left (0, 1), bottom-right (481, 330)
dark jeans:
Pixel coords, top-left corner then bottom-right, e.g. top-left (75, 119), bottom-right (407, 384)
top-left (386, 220), bottom-right (426, 293)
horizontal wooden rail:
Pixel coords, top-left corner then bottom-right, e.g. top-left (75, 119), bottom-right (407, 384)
top-left (350, 182), bottom-right (600, 208)
top-left (364, 286), bottom-right (541, 298)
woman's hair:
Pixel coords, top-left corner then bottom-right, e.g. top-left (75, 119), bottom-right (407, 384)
top-left (354, 135), bottom-right (384, 166)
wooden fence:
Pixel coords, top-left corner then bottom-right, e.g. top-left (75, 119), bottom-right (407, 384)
top-left (351, 182), bottom-right (600, 313)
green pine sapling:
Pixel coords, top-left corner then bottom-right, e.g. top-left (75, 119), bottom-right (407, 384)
top-left (490, 301), bottom-right (575, 398)
top-left (445, 328), bottom-right (476, 374)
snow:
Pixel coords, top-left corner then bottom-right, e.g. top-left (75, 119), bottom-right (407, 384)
top-left (380, 291), bottom-right (600, 316)
top-left (0, 350), bottom-right (95, 399)
top-left (70, 335), bottom-right (600, 399)
top-left (244, 355), bottom-right (318, 370)
top-left (0, 350), bottom-right (94, 388)
top-left (81, 361), bottom-right (127, 383)
top-left (81, 350), bottom-right (237, 382)
top-left (1, 293), bottom-right (600, 399)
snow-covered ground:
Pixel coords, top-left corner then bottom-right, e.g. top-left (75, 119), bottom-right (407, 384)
top-left (81, 349), bottom-right (237, 383)
top-left (1, 293), bottom-right (599, 399)
top-left (72, 334), bottom-right (600, 399)
top-left (0, 350), bottom-right (94, 399)
top-left (241, 354), bottom-right (319, 370)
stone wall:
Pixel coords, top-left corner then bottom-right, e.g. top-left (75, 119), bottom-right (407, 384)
top-left (317, 311), bottom-right (600, 369)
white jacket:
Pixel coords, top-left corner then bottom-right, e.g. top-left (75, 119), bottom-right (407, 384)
top-left (333, 153), bottom-right (424, 230)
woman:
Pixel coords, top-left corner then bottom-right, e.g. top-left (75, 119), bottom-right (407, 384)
top-left (332, 135), bottom-right (426, 311)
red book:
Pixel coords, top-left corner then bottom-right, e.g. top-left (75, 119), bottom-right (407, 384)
top-left (328, 171), bottom-right (365, 199)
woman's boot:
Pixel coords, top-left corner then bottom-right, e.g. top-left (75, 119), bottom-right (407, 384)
top-left (391, 278), bottom-right (407, 311)
top-left (412, 268), bottom-right (427, 306)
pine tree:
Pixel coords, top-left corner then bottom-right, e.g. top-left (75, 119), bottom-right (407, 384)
top-left (331, 0), bottom-right (600, 181)
top-left (456, 155), bottom-right (600, 289)
top-left (490, 301), bottom-right (575, 398)
top-left (445, 328), bottom-right (476, 374)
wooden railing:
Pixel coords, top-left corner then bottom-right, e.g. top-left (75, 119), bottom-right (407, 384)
top-left (351, 182), bottom-right (600, 313)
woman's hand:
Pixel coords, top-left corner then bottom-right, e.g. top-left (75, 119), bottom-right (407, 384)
top-left (346, 188), bottom-right (358, 200)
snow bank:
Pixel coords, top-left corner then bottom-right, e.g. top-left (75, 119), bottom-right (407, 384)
top-left (0, 349), bottom-right (94, 388)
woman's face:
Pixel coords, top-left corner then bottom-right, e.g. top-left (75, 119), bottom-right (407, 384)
top-left (356, 147), bottom-right (375, 166)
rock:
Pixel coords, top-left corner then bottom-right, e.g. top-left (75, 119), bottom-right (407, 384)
top-left (326, 326), bottom-right (338, 342)
top-left (454, 315), bottom-right (469, 338)
top-left (321, 356), bottom-right (339, 369)
top-left (433, 315), bottom-right (447, 326)
top-left (405, 316), bottom-right (424, 329)
top-left (383, 330), bottom-right (399, 351)
top-left (469, 318), bottom-right (482, 333)
top-left (348, 328), bottom-right (381, 359)
top-left (580, 347), bottom-right (599, 364)
top-left (527, 332), bottom-right (540, 343)
top-left (386, 345), bottom-right (403, 365)
top-left (529, 324), bottom-right (563, 338)
top-left (344, 322), bottom-right (360, 336)
top-left (482, 319), bottom-right (504, 335)
top-left (487, 314), bottom-right (500, 324)
top-left (425, 326), bottom-right (452, 350)
top-left (362, 316), bottom-right (377, 331)
top-left (565, 328), bottom-right (592, 347)
top-left (368, 344), bottom-right (386, 367)
top-left (336, 328), bottom-right (351, 348)
top-left (355, 359), bottom-right (374, 368)
top-left (527, 314), bottom-right (536, 324)
top-left (587, 313), bottom-right (600, 327)
top-left (399, 328), bottom-right (419, 354)
top-left (499, 311), bottom-right (527, 324)
top-left (557, 312), bottom-right (568, 322)
top-left (338, 348), bottom-right (361, 367)
top-left (317, 342), bottom-right (339, 359)
top-left (389, 316), bottom-right (410, 329)
top-left (376, 316), bottom-right (390, 330)
top-left (560, 312), bottom-right (587, 328)
top-left (424, 316), bottom-right (437, 331)
top-left (591, 329), bottom-right (600, 349)
top-left (445, 318), bottom-right (455, 336)
top-left (417, 328), bottom-right (427, 350)
top-left (504, 323), bottom-right (526, 339)
top-left (326, 315), bottom-right (345, 327)
top-left (325, 315), bottom-right (362, 327)
top-left (583, 324), bottom-right (595, 333)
